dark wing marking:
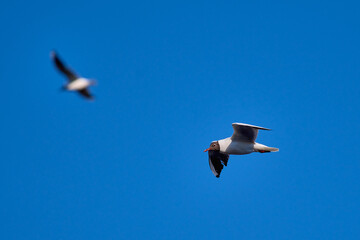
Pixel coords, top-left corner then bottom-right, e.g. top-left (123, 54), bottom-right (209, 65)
top-left (51, 51), bottom-right (78, 82)
top-left (231, 123), bottom-right (270, 143)
top-left (78, 88), bottom-right (94, 100)
top-left (208, 150), bottom-right (229, 178)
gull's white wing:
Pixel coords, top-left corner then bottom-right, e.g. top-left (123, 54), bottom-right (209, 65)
top-left (231, 123), bottom-right (270, 143)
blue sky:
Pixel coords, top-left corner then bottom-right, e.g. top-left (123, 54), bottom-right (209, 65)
top-left (1, 0), bottom-right (359, 239)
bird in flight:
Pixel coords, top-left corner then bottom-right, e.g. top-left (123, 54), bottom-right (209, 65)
top-left (50, 51), bottom-right (96, 100)
top-left (204, 123), bottom-right (279, 178)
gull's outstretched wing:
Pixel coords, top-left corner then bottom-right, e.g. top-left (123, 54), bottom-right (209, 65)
top-left (78, 88), bottom-right (94, 100)
top-left (51, 51), bottom-right (78, 82)
top-left (231, 123), bottom-right (270, 143)
top-left (208, 150), bottom-right (229, 178)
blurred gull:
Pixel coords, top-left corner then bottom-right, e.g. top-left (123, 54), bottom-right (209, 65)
top-left (50, 51), bottom-right (96, 100)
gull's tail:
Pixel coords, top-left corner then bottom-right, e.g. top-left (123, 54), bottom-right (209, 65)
top-left (254, 143), bottom-right (279, 153)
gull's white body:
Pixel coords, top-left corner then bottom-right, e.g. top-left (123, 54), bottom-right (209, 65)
top-left (66, 78), bottom-right (91, 91)
top-left (218, 138), bottom-right (254, 155)
top-left (218, 138), bottom-right (273, 155)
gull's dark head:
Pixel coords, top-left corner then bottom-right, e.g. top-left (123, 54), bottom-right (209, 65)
top-left (204, 141), bottom-right (220, 152)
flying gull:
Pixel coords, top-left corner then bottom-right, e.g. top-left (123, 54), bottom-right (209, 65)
top-left (50, 51), bottom-right (96, 100)
top-left (204, 123), bottom-right (279, 178)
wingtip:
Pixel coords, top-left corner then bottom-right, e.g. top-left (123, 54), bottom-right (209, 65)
top-left (50, 50), bottom-right (57, 59)
top-left (232, 122), bottom-right (271, 130)
top-left (88, 95), bottom-right (96, 101)
top-left (84, 96), bottom-right (95, 101)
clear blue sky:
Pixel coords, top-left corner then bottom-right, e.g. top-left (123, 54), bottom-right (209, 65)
top-left (1, 0), bottom-right (359, 239)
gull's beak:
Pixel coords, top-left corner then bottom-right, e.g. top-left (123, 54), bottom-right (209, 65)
top-left (204, 148), bottom-right (210, 152)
